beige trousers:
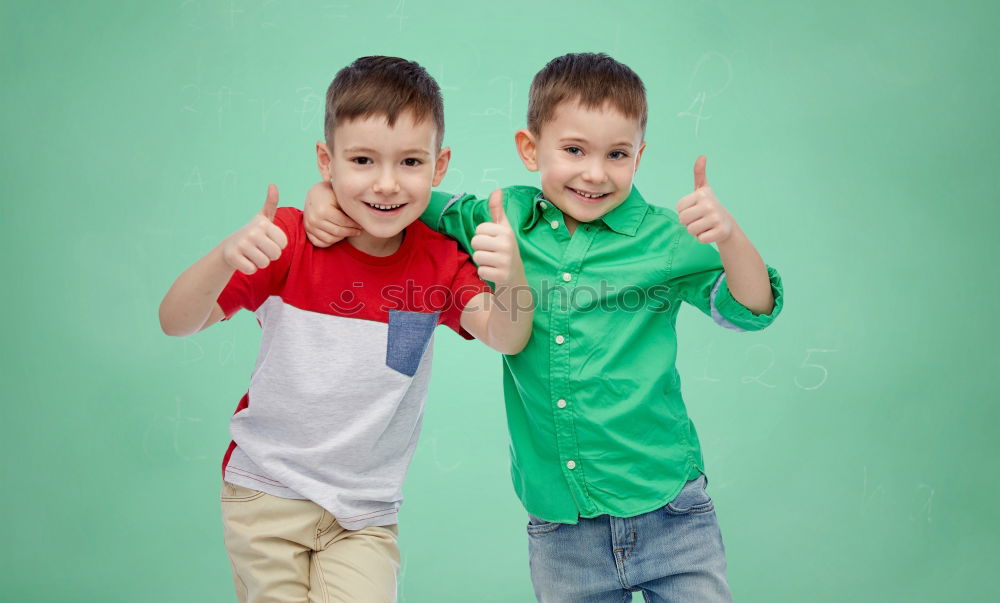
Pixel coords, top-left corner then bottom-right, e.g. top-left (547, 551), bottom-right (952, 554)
top-left (220, 481), bottom-right (400, 603)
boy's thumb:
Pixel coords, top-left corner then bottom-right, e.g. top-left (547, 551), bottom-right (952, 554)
top-left (261, 184), bottom-right (279, 221)
top-left (693, 155), bottom-right (708, 190)
top-left (488, 189), bottom-right (507, 224)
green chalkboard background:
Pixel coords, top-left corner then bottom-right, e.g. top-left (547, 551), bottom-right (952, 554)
top-left (3, 0), bottom-right (998, 601)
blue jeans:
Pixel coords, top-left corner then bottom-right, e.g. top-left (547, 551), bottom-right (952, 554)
top-left (527, 475), bottom-right (732, 603)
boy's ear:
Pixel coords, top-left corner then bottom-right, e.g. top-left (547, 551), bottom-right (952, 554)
top-left (633, 140), bottom-right (647, 173)
top-left (431, 146), bottom-right (451, 187)
top-left (514, 129), bottom-right (539, 172)
top-left (316, 141), bottom-right (333, 180)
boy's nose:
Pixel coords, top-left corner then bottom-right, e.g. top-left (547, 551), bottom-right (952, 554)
top-left (372, 169), bottom-right (401, 194)
top-left (581, 160), bottom-right (608, 184)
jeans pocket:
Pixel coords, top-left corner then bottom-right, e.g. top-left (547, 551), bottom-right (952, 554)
top-left (220, 480), bottom-right (265, 502)
top-left (664, 475), bottom-right (715, 515)
top-left (526, 514), bottom-right (563, 535)
top-left (385, 310), bottom-right (439, 377)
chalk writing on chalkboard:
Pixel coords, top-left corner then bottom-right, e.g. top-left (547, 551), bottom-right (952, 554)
top-left (692, 340), bottom-right (723, 383)
top-left (442, 167), bottom-right (465, 192)
top-left (863, 468), bottom-right (936, 524)
top-left (388, 0), bottom-right (408, 31)
top-left (436, 63), bottom-right (460, 92)
top-left (296, 86), bottom-right (324, 131)
top-left (861, 466), bottom-right (885, 513)
top-left (678, 52), bottom-right (735, 136)
top-left (143, 397), bottom-right (208, 462)
top-left (678, 92), bottom-right (711, 137)
top-left (184, 167), bottom-right (206, 194)
top-left (222, 170), bottom-right (239, 198)
top-left (794, 348), bottom-right (838, 391)
top-left (181, 337), bottom-right (205, 365)
top-left (323, 2), bottom-right (350, 22)
top-left (221, 0), bottom-right (246, 29)
top-left (912, 484), bottom-right (934, 523)
top-left (259, 0), bottom-right (279, 29)
top-left (480, 168), bottom-right (504, 193)
top-left (180, 0), bottom-right (203, 31)
top-left (250, 97), bottom-right (282, 133)
top-left (693, 341), bottom-right (839, 391)
top-left (219, 332), bottom-right (236, 366)
top-left (473, 76), bottom-right (515, 130)
top-left (741, 343), bottom-right (778, 388)
top-left (428, 435), bottom-right (461, 473)
top-left (688, 52), bottom-right (734, 99)
top-left (181, 84), bottom-right (200, 113)
top-left (209, 85), bottom-right (243, 129)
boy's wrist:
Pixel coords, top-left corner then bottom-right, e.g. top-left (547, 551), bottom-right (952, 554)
top-left (495, 260), bottom-right (527, 289)
top-left (208, 240), bottom-right (240, 280)
top-left (715, 223), bottom-right (747, 251)
top-left (494, 271), bottom-right (533, 309)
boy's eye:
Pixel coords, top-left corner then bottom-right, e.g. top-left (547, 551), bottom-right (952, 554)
top-left (402, 158), bottom-right (422, 167)
top-left (351, 157), bottom-right (372, 165)
top-left (609, 150), bottom-right (628, 160)
top-left (565, 146), bottom-right (583, 156)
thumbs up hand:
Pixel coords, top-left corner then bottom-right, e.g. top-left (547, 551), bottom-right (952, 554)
top-left (676, 156), bottom-right (736, 245)
top-left (221, 184), bottom-right (289, 275)
top-left (470, 190), bottom-right (523, 285)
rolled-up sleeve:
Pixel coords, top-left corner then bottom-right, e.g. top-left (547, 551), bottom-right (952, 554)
top-left (710, 265), bottom-right (784, 332)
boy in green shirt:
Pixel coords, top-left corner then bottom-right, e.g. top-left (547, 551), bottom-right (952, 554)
top-left (303, 53), bottom-right (783, 602)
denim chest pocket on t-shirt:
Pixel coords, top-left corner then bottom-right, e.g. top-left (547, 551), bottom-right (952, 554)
top-left (386, 310), bottom-right (440, 377)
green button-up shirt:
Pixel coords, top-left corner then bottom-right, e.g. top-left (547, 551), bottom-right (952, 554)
top-left (422, 185), bottom-right (784, 523)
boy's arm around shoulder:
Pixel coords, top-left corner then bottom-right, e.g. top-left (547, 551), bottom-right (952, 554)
top-left (301, 181), bottom-right (363, 247)
top-left (303, 181), bottom-right (507, 257)
top-left (419, 190), bottom-right (493, 256)
top-left (303, 182), bottom-right (531, 351)
top-left (302, 181), bottom-right (492, 253)
top-left (159, 185), bottom-right (288, 336)
top-left (458, 191), bottom-right (533, 355)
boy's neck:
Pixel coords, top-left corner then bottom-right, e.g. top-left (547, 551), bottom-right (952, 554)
top-left (347, 230), bottom-right (404, 257)
top-left (564, 214), bottom-right (580, 235)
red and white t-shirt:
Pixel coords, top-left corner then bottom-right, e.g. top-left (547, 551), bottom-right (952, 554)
top-left (216, 207), bottom-right (490, 529)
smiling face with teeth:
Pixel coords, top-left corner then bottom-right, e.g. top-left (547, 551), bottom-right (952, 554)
top-left (515, 99), bottom-right (646, 234)
top-left (317, 110), bottom-right (450, 255)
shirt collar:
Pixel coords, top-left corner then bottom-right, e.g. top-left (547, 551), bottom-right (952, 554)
top-left (520, 191), bottom-right (548, 232)
top-left (522, 186), bottom-right (649, 236)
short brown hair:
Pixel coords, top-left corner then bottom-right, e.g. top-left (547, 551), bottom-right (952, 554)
top-left (527, 53), bottom-right (647, 136)
top-left (324, 56), bottom-right (445, 149)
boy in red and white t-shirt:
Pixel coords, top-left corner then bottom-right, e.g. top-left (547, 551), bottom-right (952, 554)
top-left (159, 56), bottom-right (532, 602)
